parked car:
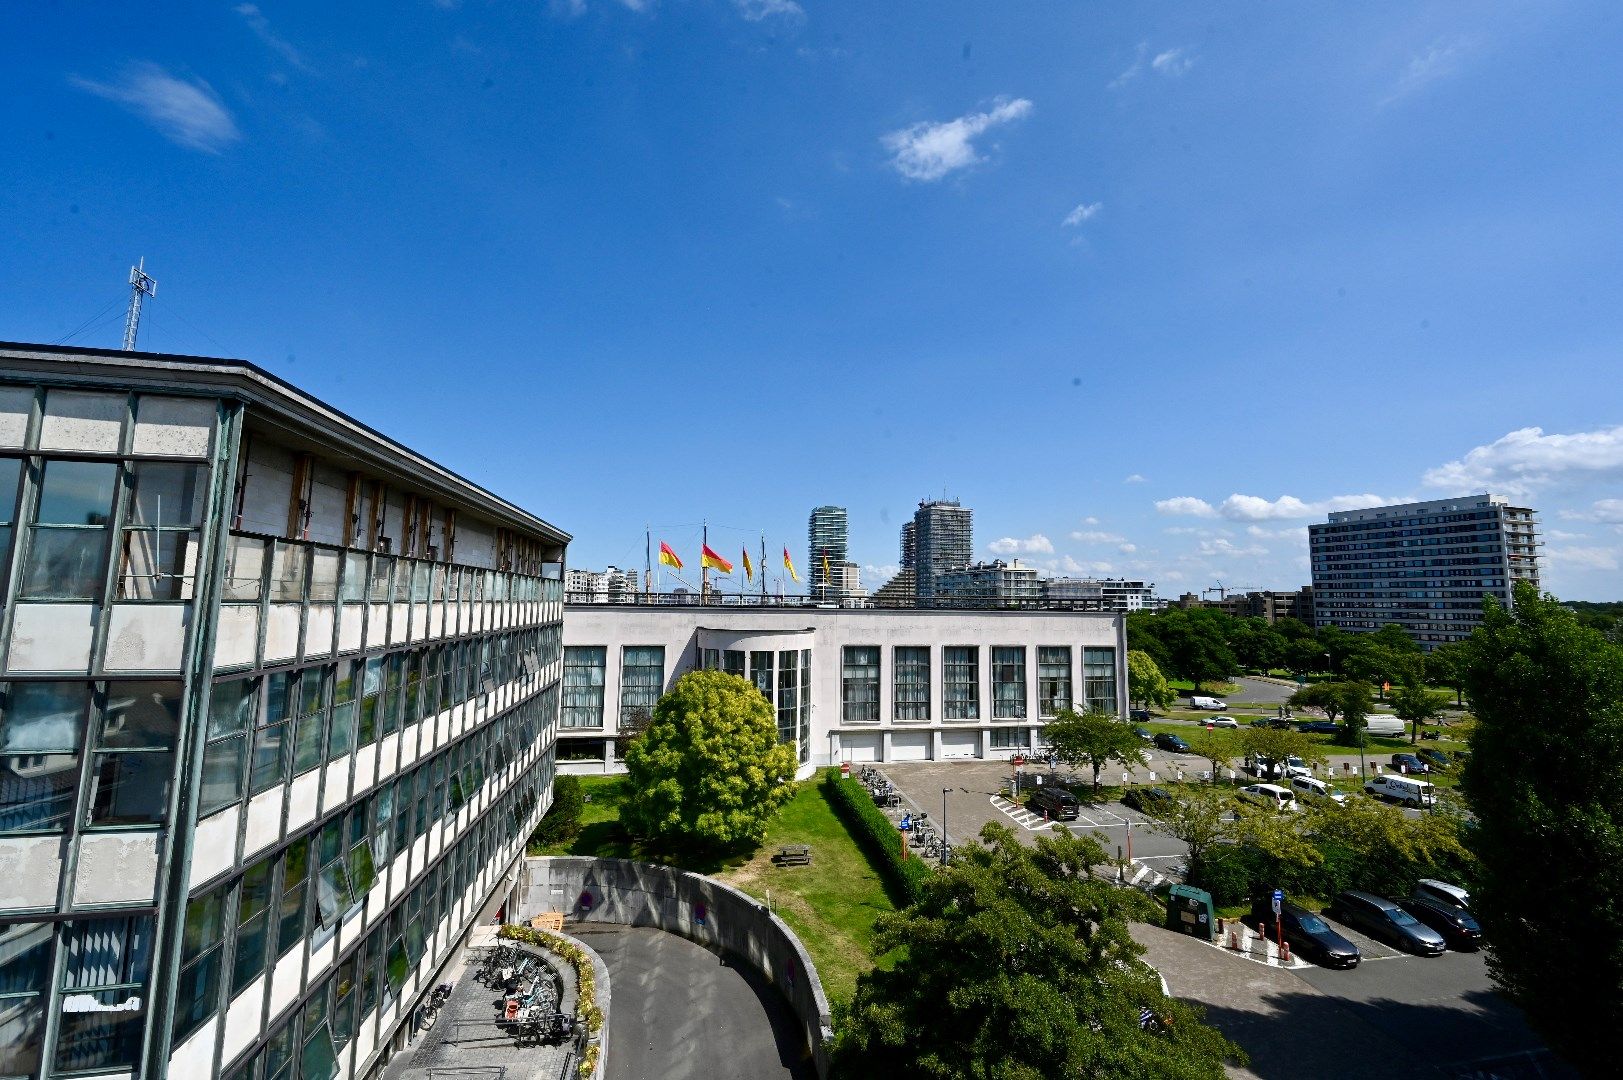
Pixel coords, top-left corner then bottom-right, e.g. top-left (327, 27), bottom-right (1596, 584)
top-left (1289, 775), bottom-right (1348, 805)
top-left (1391, 753), bottom-right (1431, 774)
top-left (1416, 748), bottom-right (1452, 771)
top-left (1190, 696), bottom-right (1227, 710)
top-left (1364, 774), bottom-right (1437, 808)
top-left (1154, 733), bottom-right (1190, 753)
top-left (1414, 879), bottom-right (1471, 910)
top-left (1130, 709), bottom-right (1154, 723)
top-left (1132, 725), bottom-right (1154, 742)
top-left (1252, 899), bottom-right (1361, 968)
top-left (1329, 891), bottom-right (1447, 955)
top-left (1244, 754), bottom-right (1287, 780)
top-left (1283, 755), bottom-right (1313, 778)
top-left (1400, 893), bottom-right (1483, 951)
top-left (1297, 720), bottom-right (1341, 735)
top-left (1122, 786), bottom-right (1172, 813)
top-left (1028, 785), bottom-right (1080, 821)
top-left (1206, 716), bottom-right (1240, 729)
top-left (1363, 715), bottom-right (1405, 737)
top-left (1239, 783), bottom-right (1298, 811)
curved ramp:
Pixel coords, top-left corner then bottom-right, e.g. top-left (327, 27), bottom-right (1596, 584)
top-left (570, 924), bottom-right (815, 1080)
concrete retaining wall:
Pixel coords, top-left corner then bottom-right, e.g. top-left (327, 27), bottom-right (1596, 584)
top-left (520, 857), bottom-right (833, 1079)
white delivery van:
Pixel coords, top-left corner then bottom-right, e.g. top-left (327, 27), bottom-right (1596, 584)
top-left (1290, 775), bottom-right (1348, 805)
top-left (1364, 774), bottom-right (1436, 807)
top-left (1190, 696), bottom-right (1227, 710)
top-left (1363, 715), bottom-right (1404, 737)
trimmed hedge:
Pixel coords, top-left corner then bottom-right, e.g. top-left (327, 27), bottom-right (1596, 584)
top-left (820, 767), bottom-right (934, 904)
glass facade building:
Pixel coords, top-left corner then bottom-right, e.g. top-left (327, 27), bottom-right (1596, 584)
top-left (0, 344), bottom-right (567, 1080)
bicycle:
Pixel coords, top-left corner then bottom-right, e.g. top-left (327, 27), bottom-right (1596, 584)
top-left (418, 983), bottom-right (453, 1030)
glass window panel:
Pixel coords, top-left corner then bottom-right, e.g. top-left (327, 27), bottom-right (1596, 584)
top-left (100, 682), bottom-right (182, 749)
top-left (560, 647), bottom-right (605, 729)
top-left (619, 646), bottom-right (663, 726)
top-left (56, 917), bottom-right (152, 1074)
top-left (198, 735), bottom-right (247, 816)
top-left (1038, 647), bottom-right (1072, 717)
top-left (309, 547), bottom-right (340, 603)
top-left (841, 646), bottom-right (879, 723)
top-left (293, 671), bottom-right (326, 776)
top-left (88, 748), bottom-right (173, 825)
top-left (126, 463), bottom-right (205, 527)
top-left (119, 527), bottom-right (201, 600)
top-left (1083, 647), bottom-right (1119, 715)
top-left (776, 650), bottom-right (798, 744)
top-left (0, 922), bottom-right (53, 994)
top-left (944, 646), bottom-right (979, 720)
top-left (722, 650), bottom-right (745, 678)
top-left (368, 557), bottom-right (391, 603)
top-left (340, 552), bottom-right (367, 603)
top-left (224, 534), bottom-right (267, 601)
top-left (21, 527), bottom-right (109, 599)
top-left (34, 460), bottom-right (117, 526)
top-left (2, 682), bottom-right (89, 752)
top-left (750, 651), bottom-right (773, 702)
top-left (0, 995), bottom-right (45, 1077)
top-left (992, 647), bottom-right (1026, 719)
top-left (893, 647), bottom-right (930, 722)
top-left (269, 542), bottom-right (306, 603)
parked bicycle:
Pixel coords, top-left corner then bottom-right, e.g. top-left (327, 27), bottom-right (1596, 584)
top-left (418, 983), bottom-right (454, 1030)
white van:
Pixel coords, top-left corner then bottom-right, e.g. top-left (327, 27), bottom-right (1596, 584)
top-left (1364, 774), bottom-right (1436, 808)
top-left (1239, 783), bottom-right (1298, 810)
top-left (1363, 715), bottom-right (1404, 737)
top-left (1190, 696), bottom-right (1227, 710)
top-left (1290, 775), bottom-right (1348, 805)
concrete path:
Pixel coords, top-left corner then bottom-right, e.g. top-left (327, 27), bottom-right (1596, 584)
top-left (571, 924), bottom-right (815, 1080)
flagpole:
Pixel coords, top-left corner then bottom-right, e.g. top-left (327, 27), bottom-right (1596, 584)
top-left (702, 520), bottom-right (709, 603)
top-left (760, 533), bottom-right (767, 604)
top-left (644, 525), bottom-right (651, 597)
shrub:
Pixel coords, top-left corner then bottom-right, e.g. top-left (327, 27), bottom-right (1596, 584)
top-left (530, 775), bottom-right (585, 849)
top-left (820, 768), bottom-right (934, 903)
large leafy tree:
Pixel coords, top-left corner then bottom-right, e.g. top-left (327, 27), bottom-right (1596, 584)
top-left (1389, 682), bottom-right (1448, 744)
top-left (1423, 641), bottom-right (1469, 707)
top-left (1183, 729), bottom-right (1239, 784)
top-left (1127, 649), bottom-right (1176, 712)
top-left (834, 824), bottom-right (1244, 1079)
top-left (1461, 585), bottom-right (1623, 1077)
top-left (1044, 709), bottom-right (1147, 789)
top-left (1139, 784), bottom-right (1234, 881)
top-left (621, 670), bottom-right (798, 850)
top-left (1289, 681), bottom-right (1373, 747)
top-left (1237, 726), bottom-right (1325, 778)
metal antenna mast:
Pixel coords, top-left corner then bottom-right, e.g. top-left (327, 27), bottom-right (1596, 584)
top-left (122, 258), bottom-right (157, 351)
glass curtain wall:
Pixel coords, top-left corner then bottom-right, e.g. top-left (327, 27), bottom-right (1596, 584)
top-left (1083, 647), bottom-right (1118, 714)
top-left (992, 647), bottom-right (1025, 719)
top-left (893, 647), bottom-right (929, 722)
top-left (1037, 647), bottom-right (1071, 717)
top-left (943, 647), bottom-right (978, 720)
top-left (841, 647), bottom-right (879, 723)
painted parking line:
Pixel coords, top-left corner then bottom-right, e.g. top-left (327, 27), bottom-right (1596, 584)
top-left (989, 795), bottom-right (1054, 831)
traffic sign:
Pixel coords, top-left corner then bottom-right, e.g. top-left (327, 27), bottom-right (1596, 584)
top-left (1271, 889), bottom-right (1283, 914)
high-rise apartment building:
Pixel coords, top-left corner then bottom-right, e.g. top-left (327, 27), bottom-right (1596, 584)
top-left (807, 506), bottom-right (848, 602)
top-left (935, 560), bottom-right (1041, 607)
top-left (912, 499), bottom-right (972, 603)
top-left (1309, 494), bottom-right (1539, 648)
top-left (1041, 578), bottom-right (1158, 613)
top-left (0, 343), bottom-right (567, 1080)
top-left (899, 521), bottom-right (915, 571)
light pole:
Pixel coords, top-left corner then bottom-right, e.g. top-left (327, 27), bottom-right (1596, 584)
top-left (941, 788), bottom-right (951, 865)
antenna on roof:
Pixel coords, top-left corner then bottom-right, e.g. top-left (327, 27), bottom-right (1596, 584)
top-left (122, 258), bottom-right (157, 351)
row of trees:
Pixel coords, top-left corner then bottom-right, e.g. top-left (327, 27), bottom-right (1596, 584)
top-left (1126, 606), bottom-right (1473, 703)
top-left (1041, 705), bottom-right (1338, 786)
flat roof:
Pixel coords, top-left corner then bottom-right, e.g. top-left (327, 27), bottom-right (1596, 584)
top-left (0, 340), bottom-right (569, 545)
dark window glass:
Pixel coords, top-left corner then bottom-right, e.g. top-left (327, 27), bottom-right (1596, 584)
top-left (0, 682), bottom-right (89, 833)
top-left (23, 460), bottom-right (118, 600)
top-left (56, 917), bottom-right (152, 1072)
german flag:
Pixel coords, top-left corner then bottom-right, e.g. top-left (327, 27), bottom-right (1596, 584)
top-left (702, 544), bottom-right (733, 573)
top-left (783, 547), bottom-right (800, 583)
top-left (658, 541), bottom-right (683, 569)
top-left (742, 547), bottom-right (754, 582)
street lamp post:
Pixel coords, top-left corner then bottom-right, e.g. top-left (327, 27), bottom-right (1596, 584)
top-left (941, 788), bottom-right (951, 865)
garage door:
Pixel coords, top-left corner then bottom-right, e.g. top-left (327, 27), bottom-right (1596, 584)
top-left (941, 730), bottom-right (981, 758)
top-left (890, 731), bottom-right (931, 761)
top-left (842, 733), bottom-right (881, 763)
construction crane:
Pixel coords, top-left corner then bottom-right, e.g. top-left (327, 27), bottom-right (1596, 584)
top-left (1202, 580), bottom-right (1261, 601)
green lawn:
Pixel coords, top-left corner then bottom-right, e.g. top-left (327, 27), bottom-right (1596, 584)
top-left (534, 774), bottom-right (898, 1008)
top-left (1138, 717), bottom-right (1468, 756)
top-left (1166, 678), bottom-right (1241, 695)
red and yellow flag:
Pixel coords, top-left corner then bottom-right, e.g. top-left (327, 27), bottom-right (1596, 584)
top-left (701, 544), bottom-right (733, 573)
top-left (783, 546), bottom-right (800, 583)
top-left (742, 547), bottom-right (754, 582)
top-left (658, 541), bottom-right (683, 570)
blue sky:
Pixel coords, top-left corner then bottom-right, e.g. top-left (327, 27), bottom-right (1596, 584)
top-left (4, 1), bottom-right (1621, 599)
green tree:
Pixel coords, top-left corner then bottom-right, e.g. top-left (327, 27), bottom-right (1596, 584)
top-left (1237, 726), bottom-right (1324, 779)
top-left (1127, 649), bottom-right (1176, 712)
top-left (1288, 682), bottom-right (1346, 723)
top-left (529, 774), bottom-right (585, 849)
top-left (1390, 682), bottom-right (1448, 744)
top-left (1460, 585), bottom-right (1623, 1077)
top-left (1171, 615), bottom-right (1238, 691)
top-left (1332, 681), bottom-right (1374, 748)
top-left (621, 670), bottom-right (798, 850)
top-left (1424, 641), bottom-right (1469, 707)
top-left (1138, 784), bottom-right (1235, 881)
top-left (1044, 709), bottom-right (1147, 789)
top-left (1183, 729), bottom-right (1239, 784)
top-left (834, 823), bottom-right (1245, 1079)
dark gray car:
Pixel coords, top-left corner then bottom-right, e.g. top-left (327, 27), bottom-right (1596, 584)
top-left (1330, 890), bottom-right (1446, 955)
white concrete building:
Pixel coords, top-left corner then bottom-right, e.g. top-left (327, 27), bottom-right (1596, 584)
top-left (558, 602), bottom-right (1126, 775)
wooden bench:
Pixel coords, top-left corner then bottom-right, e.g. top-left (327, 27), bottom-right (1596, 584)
top-left (529, 912), bottom-right (565, 931)
top-left (773, 844), bottom-right (812, 867)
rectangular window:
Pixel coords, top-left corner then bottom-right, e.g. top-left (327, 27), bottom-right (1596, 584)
top-left (0, 457), bottom-right (23, 593)
top-left (619, 646), bottom-right (663, 726)
top-left (292, 669), bottom-right (327, 776)
top-left (328, 661), bottom-right (355, 763)
top-left (309, 547), bottom-right (340, 603)
top-left (269, 541), bottom-right (307, 604)
top-left (699, 648), bottom-right (720, 671)
top-left (841, 646), bottom-right (879, 723)
top-left (0, 921), bottom-right (51, 1078)
top-left (992, 647), bottom-right (1026, 719)
top-left (340, 551), bottom-right (367, 604)
top-left (56, 917), bottom-right (152, 1072)
top-left (172, 885), bottom-right (225, 1042)
top-left (1037, 647), bottom-right (1071, 717)
top-left (777, 650), bottom-right (799, 744)
top-left (118, 462), bottom-right (205, 599)
top-left (251, 675), bottom-right (290, 795)
top-left (90, 681), bottom-right (181, 826)
top-left (0, 682), bottom-right (89, 833)
top-left (561, 647), bottom-right (606, 728)
top-left (989, 727), bottom-right (1030, 750)
top-left (224, 534), bottom-right (267, 602)
top-left (893, 647), bottom-right (930, 722)
top-left (22, 459), bottom-right (118, 600)
top-left (232, 860), bottom-right (273, 993)
top-left (750, 652), bottom-right (773, 702)
top-left (200, 679), bottom-right (254, 815)
top-left (723, 650), bottom-right (745, 678)
top-left (944, 647), bottom-right (979, 720)
top-left (799, 650), bottom-right (811, 763)
top-left (1083, 647), bottom-right (1119, 714)
top-left (276, 838), bottom-right (309, 958)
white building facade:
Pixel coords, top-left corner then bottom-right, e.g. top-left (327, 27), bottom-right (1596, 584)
top-left (557, 603), bottom-right (1126, 775)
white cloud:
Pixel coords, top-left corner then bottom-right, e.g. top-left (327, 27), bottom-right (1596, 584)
top-left (1196, 537), bottom-right (1268, 558)
top-left (1424, 426), bottom-right (1623, 498)
top-left (881, 96), bottom-right (1032, 182)
top-left (70, 64), bottom-right (240, 153)
top-left (235, 4), bottom-right (310, 71)
top-left (1246, 525), bottom-right (1308, 542)
top-left (1155, 496), bottom-right (1217, 518)
top-left (987, 533), bottom-right (1054, 556)
top-left (1546, 546), bottom-right (1620, 573)
top-left (1123, 474), bottom-right (1147, 484)
top-left (1118, 543), bottom-right (1137, 554)
top-left (861, 563), bottom-right (901, 589)
top-left (1567, 498), bottom-right (1623, 523)
top-left (1062, 202), bottom-right (1102, 227)
top-left (1151, 48), bottom-right (1194, 76)
top-left (1070, 530), bottom-right (1125, 544)
top-left (734, 0), bottom-right (804, 20)
top-left (1157, 492), bottom-right (1390, 521)
top-left (1384, 38), bottom-right (1471, 104)
top-left (1081, 516), bottom-right (1100, 525)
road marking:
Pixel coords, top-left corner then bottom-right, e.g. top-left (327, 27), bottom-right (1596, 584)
top-left (989, 795), bottom-right (1054, 831)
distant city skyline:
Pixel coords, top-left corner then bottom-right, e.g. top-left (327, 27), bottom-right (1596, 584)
top-left (3, 2), bottom-right (1619, 600)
